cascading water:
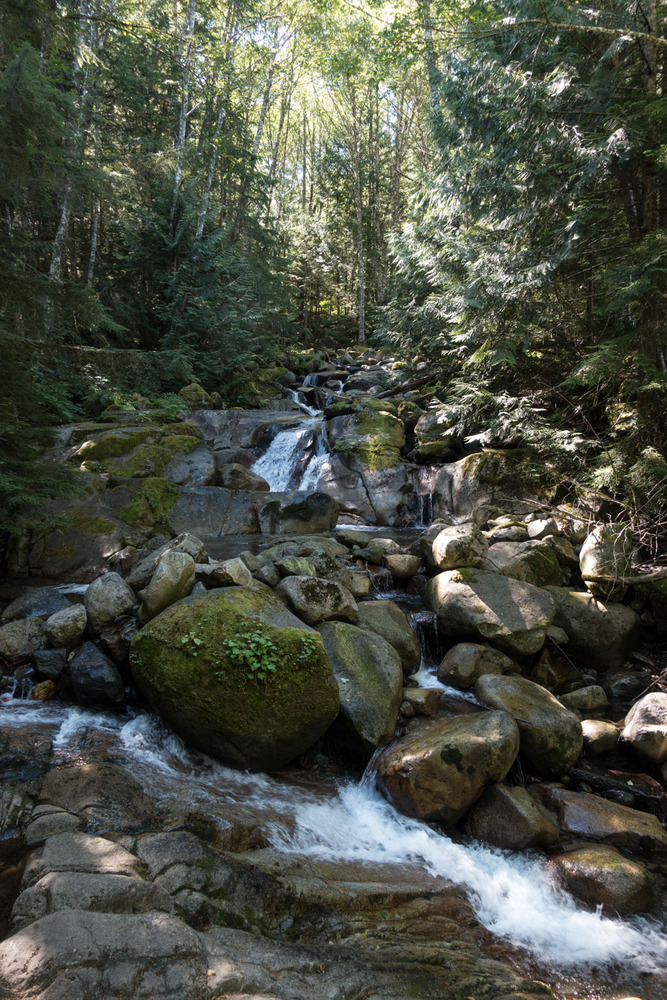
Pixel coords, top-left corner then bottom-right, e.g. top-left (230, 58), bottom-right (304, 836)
top-left (286, 387), bottom-right (321, 417)
top-left (4, 698), bottom-right (666, 976)
top-left (250, 423), bottom-right (317, 491)
top-left (299, 424), bottom-right (331, 491)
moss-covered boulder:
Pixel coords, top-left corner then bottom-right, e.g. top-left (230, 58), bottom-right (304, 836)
top-left (414, 408), bottom-right (462, 462)
top-left (474, 674), bottom-right (583, 778)
top-left (328, 407), bottom-right (404, 472)
top-left (178, 383), bottom-right (214, 408)
top-left (355, 601), bottom-right (421, 674)
top-left (579, 523), bottom-right (633, 601)
top-left (432, 449), bottom-right (557, 519)
top-left (485, 539), bottom-right (562, 587)
top-left (316, 621), bottom-right (403, 757)
top-left (72, 427), bottom-right (161, 466)
top-left (129, 587), bottom-right (339, 771)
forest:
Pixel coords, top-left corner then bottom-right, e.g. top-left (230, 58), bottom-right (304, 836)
top-left (1, 0), bottom-right (666, 539)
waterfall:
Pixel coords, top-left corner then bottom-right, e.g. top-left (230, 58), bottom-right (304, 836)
top-left (299, 424), bottom-right (330, 491)
top-left (286, 387), bottom-right (321, 417)
top-left (416, 466), bottom-right (437, 527)
top-left (250, 423), bottom-right (316, 491)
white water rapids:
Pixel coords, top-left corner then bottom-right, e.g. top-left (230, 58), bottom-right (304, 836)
top-left (250, 419), bottom-right (329, 492)
top-left (4, 700), bottom-right (666, 974)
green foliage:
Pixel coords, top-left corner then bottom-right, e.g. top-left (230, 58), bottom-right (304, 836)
top-left (221, 629), bottom-right (280, 682)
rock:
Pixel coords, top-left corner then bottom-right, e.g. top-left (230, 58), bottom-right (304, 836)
top-left (33, 648), bottom-right (67, 679)
top-left (580, 523), bottom-right (633, 601)
top-left (485, 524), bottom-right (529, 543)
top-left (402, 687), bottom-right (442, 717)
top-left (426, 568), bottom-right (555, 656)
top-left (24, 832), bottom-right (140, 883)
top-left (136, 831), bottom-right (209, 878)
top-left (529, 784), bottom-right (667, 853)
top-left (581, 719), bottom-right (619, 754)
top-left (126, 533), bottom-right (206, 590)
top-left (484, 540), bottom-right (562, 587)
top-left (164, 443), bottom-right (215, 487)
top-left (317, 621), bottom-right (403, 756)
top-left (548, 845), bottom-right (653, 915)
top-left (544, 588), bottom-right (640, 670)
top-left (0, 788), bottom-right (34, 839)
top-left (24, 811), bottom-right (83, 845)
top-left (471, 504), bottom-right (506, 529)
top-left (384, 553), bottom-right (421, 579)
top-left (345, 571), bottom-right (371, 598)
top-left (0, 617), bottom-right (46, 667)
top-left (99, 617), bottom-right (137, 665)
top-left (31, 679), bottom-right (56, 701)
top-left (38, 763), bottom-right (154, 832)
top-left (528, 649), bottom-right (580, 693)
top-left (559, 685), bottom-right (608, 712)
top-left (431, 524), bottom-right (489, 570)
top-left (278, 492), bottom-right (341, 534)
top-left (355, 601), bottom-right (421, 674)
top-left (527, 518), bottom-right (560, 540)
top-left (69, 641), bottom-right (126, 709)
top-left (437, 642), bottom-right (516, 689)
top-left (1, 587), bottom-right (70, 622)
top-left (84, 572), bottom-right (136, 636)
top-left (364, 537), bottom-right (401, 563)
top-left (474, 675), bottom-right (582, 777)
top-left (434, 449), bottom-right (553, 519)
top-left (44, 605), bottom-right (87, 648)
top-left (604, 667), bottom-right (651, 702)
top-left (275, 576), bottom-right (358, 625)
top-left (139, 551), bottom-right (195, 622)
top-left (198, 557), bottom-right (253, 588)
top-left (130, 587), bottom-right (339, 771)
top-left (375, 711), bottom-right (520, 825)
top-left (414, 408), bottom-right (461, 461)
top-left (217, 463), bottom-right (270, 491)
top-left (178, 382), bottom-right (214, 407)
top-left (466, 784), bottom-right (559, 849)
top-left (621, 693), bottom-right (667, 764)
top-left (253, 563), bottom-right (280, 588)
top-left (542, 534), bottom-right (579, 568)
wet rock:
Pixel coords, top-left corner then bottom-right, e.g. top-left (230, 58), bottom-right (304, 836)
top-left (544, 588), bottom-right (640, 671)
top-left (44, 605), bottom-right (87, 649)
top-left (317, 621), bottom-right (403, 756)
top-left (275, 576), bottom-right (358, 625)
top-left (38, 763), bottom-right (154, 832)
top-left (0, 617), bottom-right (46, 667)
top-left (581, 719), bottom-right (619, 754)
top-left (529, 649), bottom-right (581, 693)
top-left (437, 642), bottom-right (516, 689)
top-left (426, 568), bottom-right (555, 656)
top-left (529, 784), bottom-right (667, 854)
top-left (466, 784), bottom-right (559, 850)
top-left (217, 463), bottom-right (270, 491)
top-left (31, 679), bottom-right (56, 701)
top-left (559, 685), bottom-right (609, 712)
top-left (1, 587), bottom-right (71, 622)
top-left (84, 572), bottom-right (136, 636)
top-left (402, 687), bottom-right (442, 717)
top-left (99, 617), bottom-right (137, 665)
top-left (32, 648), bottom-right (67, 680)
top-left (621, 693), bottom-right (667, 764)
top-left (375, 711), bottom-right (520, 825)
top-left (580, 523), bottom-right (633, 601)
top-left (0, 787), bottom-right (34, 839)
top-left (139, 551), bottom-right (195, 622)
top-left (69, 642), bottom-right (125, 709)
top-left (126, 533), bottom-right (206, 591)
top-left (130, 587), bottom-right (339, 771)
top-left (355, 600), bottom-right (421, 674)
top-left (384, 553), bottom-right (421, 579)
top-left (548, 844), bottom-right (653, 915)
top-left (431, 523), bottom-right (489, 570)
top-left (485, 540), bottom-right (562, 587)
top-left (474, 675), bottom-right (582, 778)
top-left (136, 831), bottom-right (209, 878)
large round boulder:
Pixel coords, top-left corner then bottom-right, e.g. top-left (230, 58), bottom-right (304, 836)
top-left (548, 844), bottom-right (653, 915)
top-left (431, 524), bottom-right (488, 571)
top-left (474, 674), bottom-right (582, 778)
top-left (426, 568), bottom-right (555, 655)
top-left (129, 587), bottom-right (339, 771)
top-left (466, 783), bottom-right (559, 850)
top-left (84, 573), bottom-right (136, 636)
top-left (275, 576), bottom-right (358, 626)
top-left (484, 540), bottom-right (562, 587)
top-left (316, 621), bottom-right (403, 756)
top-left (543, 588), bottom-right (640, 671)
top-left (437, 642), bottom-right (516, 689)
top-left (621, 693), bottom-right (667, 764)
top-left (580, 523), bottom-right (633, 601)
top-left (375, 711), bottom-right (520, 825)
top-left (355, 601), bottom-right (421, 674)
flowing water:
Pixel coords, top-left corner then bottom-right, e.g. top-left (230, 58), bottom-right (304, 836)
top-left (250, 422), bottom-right (318, 491)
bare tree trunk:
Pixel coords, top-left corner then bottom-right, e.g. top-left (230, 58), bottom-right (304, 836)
top-left (348, 86), bottom-right (366, 343)
top-left (421, 0), bottom-right (444, 133)
top-left (171, 0), bottom-right (197, 228)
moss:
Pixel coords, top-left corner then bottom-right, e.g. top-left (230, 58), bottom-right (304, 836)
top-left (109, 435), bottom-right (200, 478)
top-left (118, 477), bottom-right (179, 528)
top-left (73, 427), bottom-right (159, 463)
top-left (460, 449), bottom-right (556, 494)
top-left (333, 408), bottom-right (405, 472)
top-left (65, 511), bottom-right (116, 535)
top-left (161, 421), bottom-right (203, 439)
top-left (178, 383), bottom-right (213, 407)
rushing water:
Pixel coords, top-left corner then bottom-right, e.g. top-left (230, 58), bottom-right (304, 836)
top-left (3, 697), bottom-right (666, 977)
top-left (250, 423), bottom-right (317, 490)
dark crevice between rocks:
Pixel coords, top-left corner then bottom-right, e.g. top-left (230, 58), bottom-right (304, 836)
top-left (0, 836), bottom-right (28, 941)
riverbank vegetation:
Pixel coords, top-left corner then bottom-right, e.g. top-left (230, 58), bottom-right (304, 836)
top-left (1, 0), bottom-right (666, 534)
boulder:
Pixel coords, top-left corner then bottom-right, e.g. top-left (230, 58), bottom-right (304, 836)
top-left (275, 576), bottom-right (358, 626)
top-left (621, 693), bottom-right (667, 764)
top-left (581, 719), bottom-right (619, 754)
top-left (317, 621), bottom-right (403, 756)
top-left (526, 518), bottom-right (560, 540)
top-left (217, 463), bottom-right (270, 491)
top-left (414, 408), bottom-right (461, 461)
top-left (140, 551), bottom-right (196, 622)
top-left (197, 556), bottom-right (253, 589)
top-left (529, 784), bottom-right (667, 854)
top-left (474, 674), bottom-right (582, 777)
top-left (466, 784), bottom-right (559, 849)
top-left (426, 568), bottom-right (555, 656)
top-left (559, 685), bottom-right (608, 712)
top-left (130, 587), bottom-right (339, 770)
top-left (127, 533), bottom-right (207, 591)
top-left (544, 588), bottom-right (640, 670)
top-left (431, 524), bottom-right (489, 571)
top-left (355, 601), bottom-right (421, 674)
top-left (69, 641), bottom-right (125, 709)
top-left (485, 540), bottom-right (562, 587)
top-left (44, 604), bottom-right (87, 649)
top-left (0, 617), bottom-right (46, 667)
top-left (485, 523), bottom-right (529, 543)
top-left (437, 642), bottom-right (516, 689)
top-left (384, 554), bottom-right (421, 580)
top-left (375, 711), bottom-right (520, 825)
top-left (164, 443), bottom-right (216, 487)
top-left (33, 649), bottom-right (67, 679)
top-left (84, 572), bottom-right (136, 636)
top-left (548, 844), bottom-right (652, 915)
top-left (580, 523), bottom-right (633, 601)
top-left (1, 587), bottom-right (71, 622)
top-left (178, 382), bottom-right (214, 407)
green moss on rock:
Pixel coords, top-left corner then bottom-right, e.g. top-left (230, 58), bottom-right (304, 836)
top-left (129, 587), bottom-right (339, 771)
top-left (73, 427), bottom-right (159, 463)
top-left (118, 477), bottom-right (180, 528)
top-left (109, 435), bottom-right (200, 478)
